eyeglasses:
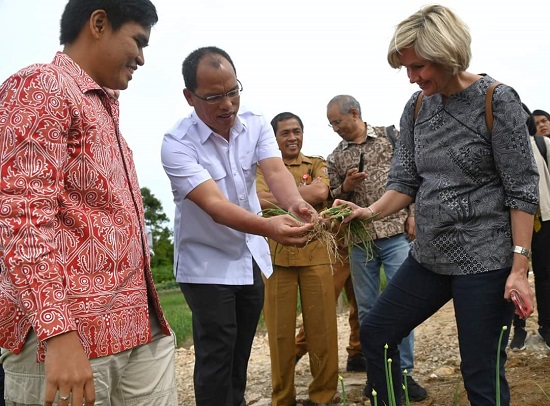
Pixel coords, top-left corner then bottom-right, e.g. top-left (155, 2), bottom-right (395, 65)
top-left (191, 79), bottom-right (243, 104)
top-left (328, 114), bottom-right (348, 128)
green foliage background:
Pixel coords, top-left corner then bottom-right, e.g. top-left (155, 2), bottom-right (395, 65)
top-left (141, 187), bottom-right (190, 345)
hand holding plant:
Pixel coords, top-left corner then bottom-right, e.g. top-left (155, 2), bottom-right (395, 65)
top-left (263, 213), bottom-right (314, 247)
top-left (320, 203), bottom-right (378, 260)
top-left (261, 202), bottom-right (340, 259)
top-left (287, 198), bottom-right (318, 223)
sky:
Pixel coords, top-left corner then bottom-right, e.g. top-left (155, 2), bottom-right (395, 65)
top-left (1, 0), bottom-right (549, 226)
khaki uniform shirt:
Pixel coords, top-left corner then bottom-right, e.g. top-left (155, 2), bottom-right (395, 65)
top-left (256, 153), bottom-right (333, 267)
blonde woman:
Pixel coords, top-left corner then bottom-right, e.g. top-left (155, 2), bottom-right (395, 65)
top-left (336, 5), bottom-right (538, 405)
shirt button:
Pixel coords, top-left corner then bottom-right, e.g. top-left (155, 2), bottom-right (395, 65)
top-left (239, 195), bottom-right (245, 200)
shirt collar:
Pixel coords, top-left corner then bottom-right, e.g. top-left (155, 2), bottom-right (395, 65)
top-left (284, 152), bottom-right (310, 166)
top-left (192, 111), bottom-right (245, 144)
top-left (52, 52), bottom-right (103, 95)
top-left (338, 122), bottom-right (377, 150)
top-left (365, 123), bottom-right (378, 139)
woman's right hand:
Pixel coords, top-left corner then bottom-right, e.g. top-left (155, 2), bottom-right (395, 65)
top-left (332, 199), bottom-right (370, 222)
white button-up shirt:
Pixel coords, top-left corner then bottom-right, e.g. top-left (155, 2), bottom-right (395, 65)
top-left (530, 136), bottom-right (550, 221)
top-left (161, 108), bottom-right (280, 284)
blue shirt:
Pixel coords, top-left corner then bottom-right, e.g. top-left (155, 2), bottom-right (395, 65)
top-left (161, 108), bottom-right (280, 284)
top-left (388, 76), bottom-right (539, 275)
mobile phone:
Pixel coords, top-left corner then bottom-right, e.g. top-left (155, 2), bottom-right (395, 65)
top-left (358, 153), bottom-right (365, 172)
top-left (510, 289), bottom-right (529, 319)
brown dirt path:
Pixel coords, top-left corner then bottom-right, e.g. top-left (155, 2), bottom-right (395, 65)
top-left (176, 295), bottom-right (550, 405)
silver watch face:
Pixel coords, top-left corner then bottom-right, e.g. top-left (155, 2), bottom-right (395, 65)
top-left (513, 246), bottom-right (530, 257)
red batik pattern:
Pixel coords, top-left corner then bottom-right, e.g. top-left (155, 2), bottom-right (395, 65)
top-left (0, 53), bottom-right (170, 361)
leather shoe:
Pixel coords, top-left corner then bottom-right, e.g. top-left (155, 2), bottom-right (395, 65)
top-left (403, 375), bottom-right (428, 402)
top-left (346, 353), bottom-right (367, 372)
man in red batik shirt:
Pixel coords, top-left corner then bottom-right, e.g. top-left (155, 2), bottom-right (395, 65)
top-left (0, 1), bottom-right (177, 405)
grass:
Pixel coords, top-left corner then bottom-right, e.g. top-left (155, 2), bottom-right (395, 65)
top-left (157, 289), bottom-right (193, 347)
top-left (156, 265), bottom-right (387, 348)
top-left (157, 287), bottom-right (267, 347)
top-left (152, 264), bottom-right (195, 347)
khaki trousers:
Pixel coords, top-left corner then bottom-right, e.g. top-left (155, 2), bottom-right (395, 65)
top-left (295, 250), bottom-right (362, 359)
top-left (1, 315), bottom-right (177, 406)
top-left (263, 264), bottom-right (338, 405)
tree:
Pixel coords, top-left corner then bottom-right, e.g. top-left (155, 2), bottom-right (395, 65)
top-left (141, 187), bottom-right (169, 232)
top-left (141, 187), bottom-right (173, 268)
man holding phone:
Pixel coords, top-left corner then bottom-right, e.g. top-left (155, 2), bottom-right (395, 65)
top-left (326, 95), bottom-right (427, 401)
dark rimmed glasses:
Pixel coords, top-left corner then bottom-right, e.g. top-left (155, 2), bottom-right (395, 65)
top-left (191, 79), bottom-right (243, 104)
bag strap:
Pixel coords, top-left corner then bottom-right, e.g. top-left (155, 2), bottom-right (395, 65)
top-left (485, 81), bottom-right (501, 134)
top-left (535, 135), bottom-right (548, 166)
top-left (414, 92), bottom-right (424, 122)
top-left (385, 125), bottom-right (396, 150)
top-left (414, 81), bottom-right (502, 135)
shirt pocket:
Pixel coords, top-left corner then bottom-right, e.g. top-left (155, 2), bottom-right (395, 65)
top-left (203, 163), bottom-right (227, 181)
top-left (240, 151), bottom-right (256, 171)
top-left (240, 151), bottom-right (257, 190)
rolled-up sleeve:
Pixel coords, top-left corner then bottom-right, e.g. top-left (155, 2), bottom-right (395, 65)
top-left (491, 87), bottom-right (539, 214)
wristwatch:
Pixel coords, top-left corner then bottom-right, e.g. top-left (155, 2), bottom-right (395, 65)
top-left (512, 245), bottom-right (531, 258)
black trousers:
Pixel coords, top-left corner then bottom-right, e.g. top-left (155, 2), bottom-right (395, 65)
top-left (514, 219), bottom-right (550, 329)
top-left (180, 262), bottom-right (264, 406)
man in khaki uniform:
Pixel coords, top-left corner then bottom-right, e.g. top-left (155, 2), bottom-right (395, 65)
top-left (257, 112), bottom-right (338, 406)
top-left (295, 248), bottom-right (364, 372)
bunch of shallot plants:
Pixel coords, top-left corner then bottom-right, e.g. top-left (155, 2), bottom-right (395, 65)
top-left (320, 203), bottom-right (378, 261)
top-left (260, 202), bottom-right (340, 262)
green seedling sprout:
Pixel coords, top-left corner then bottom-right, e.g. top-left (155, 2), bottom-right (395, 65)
top-left (496, 325), bottom-right (507, 406)
top-left (338, 374), bottom-right (347, 405)
top-left (403, 369), bottom-right (410, 406)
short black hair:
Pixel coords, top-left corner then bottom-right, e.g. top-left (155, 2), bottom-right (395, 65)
top-left (533, 109), bottom-right (550, 121)
top-left (271, 112), bottom-right (304, 134)
top-left (182, 46), bottom-right (237, 92)
top-left (60, 0), bottom-right (158, 45)
top-left (521, 103), bottom-right (537, 136)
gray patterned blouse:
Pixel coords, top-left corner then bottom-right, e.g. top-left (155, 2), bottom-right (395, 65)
top-left (388, 75), bottom-right (539, 275)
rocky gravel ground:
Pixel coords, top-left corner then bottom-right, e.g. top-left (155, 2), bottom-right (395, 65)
top-left (176, 298), bottom-right (550, 405)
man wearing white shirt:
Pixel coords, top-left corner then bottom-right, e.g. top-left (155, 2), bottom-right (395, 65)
top-left (510, 105), bottom-right (550, 351)
top-left (161, 46), bottom-right (315, 406)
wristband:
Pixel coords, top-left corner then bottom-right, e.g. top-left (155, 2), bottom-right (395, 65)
top-left (366, 206), bottom-right (375, 217)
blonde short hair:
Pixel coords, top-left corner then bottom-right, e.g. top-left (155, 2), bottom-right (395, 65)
top-left (387, 4), bottom-right (471, 75)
